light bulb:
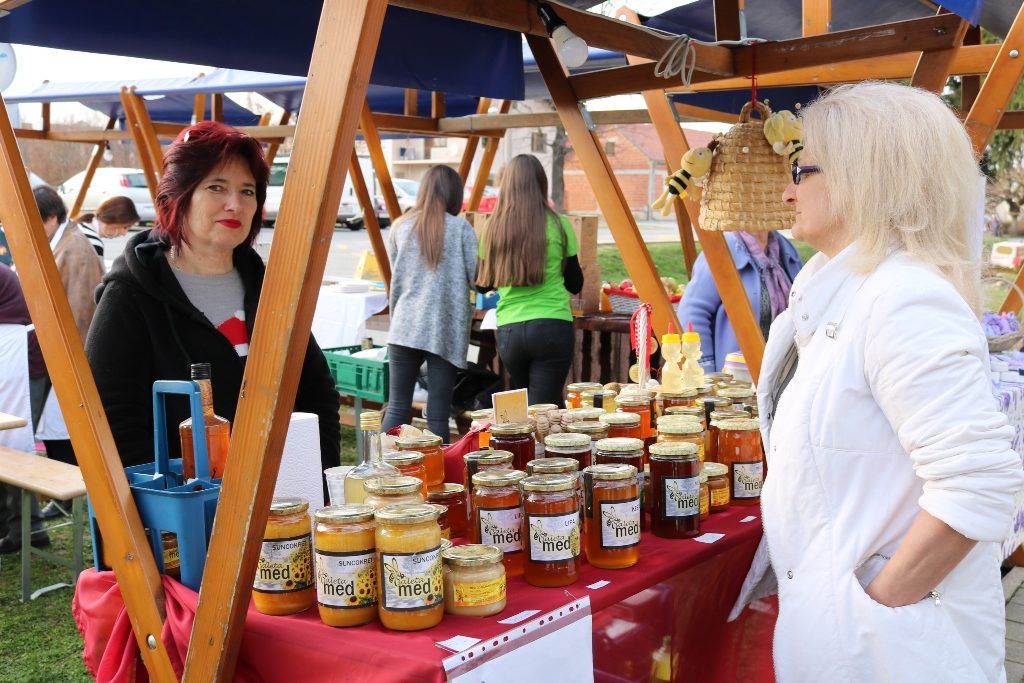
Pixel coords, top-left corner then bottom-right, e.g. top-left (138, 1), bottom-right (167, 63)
top-left (102, 144), bottom-right (113, 162)
top-left (552, 25), bottom-right (588, 68)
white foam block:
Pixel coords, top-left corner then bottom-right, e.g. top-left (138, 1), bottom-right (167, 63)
top-left (273, 412), bottom-right (324, 510)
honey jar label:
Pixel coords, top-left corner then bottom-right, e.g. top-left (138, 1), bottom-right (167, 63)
top-left (315, 549), bottom-right (377, 609)
top-left (453, 576), bottom-right (506, 608)
top-left (163, 545), bottom-right (180, 571)
top-left (254, 533), bottom-right (313, 594)
top-left (598, 497), bottom-right (641, 548)
top-left (663, 476), bottom-right (700, 518)
top-left (527, 512), bottom-right (581, 562)
top-left (733, 461), bottom-right (763, 499)
top-left (380, 546), bottom-right (443, 611)
top-left (478, 506), bottom-right (523, 554)
top-left (711, 486), bottom-right (729, 507)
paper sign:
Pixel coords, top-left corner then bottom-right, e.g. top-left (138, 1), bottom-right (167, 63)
top-left (436, 635), bottom-right (482, 653)
top-left (498, 610), bottom-right (540, 625)
top-left (740, 515), bottom-right (758, 523)
top-left (492, 388), bottom-right (529, 424)
top-left (693, 533), bottom-right (725, 544)
top-left (586, 580), bottom-right (610, 590)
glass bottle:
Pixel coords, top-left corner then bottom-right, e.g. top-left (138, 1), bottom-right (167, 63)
top-left (179, 362), bottom-right (231, 480)
top-left (344, 411), bottom-right (399, 504)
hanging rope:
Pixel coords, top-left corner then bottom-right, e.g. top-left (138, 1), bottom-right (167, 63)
top-left (654, 35), bottom-right (698, 89)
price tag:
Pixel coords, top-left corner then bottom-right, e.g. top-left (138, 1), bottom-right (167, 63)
top-left (498, 609), bottom-right (540, 625)
top-left (436, 635), bottom-right (482, 653)
top-left (693, 532), bottom-right (725, 544)
top-left (740, 515), bottom-right (758, 523)
top-left (586, 580), bottom-right (610, 590)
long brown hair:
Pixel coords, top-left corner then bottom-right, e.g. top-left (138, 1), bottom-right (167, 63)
top-left (75, 195), bottom-right (141, 225)
top-left (392, 165), bottom-right (463, 270)
top-left (478, 154), bottom-right (559, 287)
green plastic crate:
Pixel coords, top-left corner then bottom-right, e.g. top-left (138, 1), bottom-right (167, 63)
top-left (323, 345), bottom-right (388, 403)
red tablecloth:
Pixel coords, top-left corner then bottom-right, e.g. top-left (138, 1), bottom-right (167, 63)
top-left (73, 507), bottom-right (776, 682)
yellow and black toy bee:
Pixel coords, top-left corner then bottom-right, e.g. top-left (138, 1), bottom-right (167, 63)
top-left (650, 143), bottom-right (716, 216)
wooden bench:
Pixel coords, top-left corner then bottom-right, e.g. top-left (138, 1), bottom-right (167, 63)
top-left (0, 446), bottom-right (87, 601)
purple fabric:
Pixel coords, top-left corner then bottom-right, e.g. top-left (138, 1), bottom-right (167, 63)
top-left (738, 232), bottom-right (792, 319)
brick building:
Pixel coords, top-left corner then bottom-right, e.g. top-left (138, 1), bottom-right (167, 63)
top-left (563, 124), bottom-right (714, 220)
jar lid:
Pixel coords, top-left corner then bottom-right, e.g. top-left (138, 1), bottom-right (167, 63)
top-left (710, 409), bottom-right (748, 421)
top-left (472, 469), bottom-right (528, 487)
top-left (616, 393), bottom-right (653, 406)
top-left (526, 457), bottom-right (580, 475)
top-left (489, 422), bottom-right (535, 436)
top-left (660, 388), bottom-right (698, 398)
top-left (567, 382), bottom-right (603, 392)
top-left (429, 503), bottom-right (449, 519)
top-left (649, 442), bottom-right (698, 458)
top-left (374, 503), bottom-right (440, 524)
top-left (528, 403), bottom-right (560, 414)
top-left (383, 450), bottom-right (425, 467)
top-left (657, 420), bottom-right (703, 435)
top-left (359, 410), bottom-right (383, 431)
top-left (427, 483), bottom-right (466, 501)
top-left (595, 437), bottom-right (644, 453)
top-left (314, 503), bottom-right (374, 524)
top-left (718, 418), bottom-right (761, 431)
top-left (581, 389), bottom-right (616, 398)
top-left (704, 396), bottom-right (732, 408)
top-left (544, 432), bottom-right (591, 448)
top-left (704, 372), bottom-right (730, 383)
top-left (565, 407), bottom-right (605, 422)
top-left (696, 385), bottom-right (714, 395)
top-left (704, 462), bottom-right (728, 478)
top-left (521, 473), bottom-right (577, 492)
top-left (396, 433), bottom-right (443, 448)
top-left (583, 463), bottom-right (638, 481)
top-left (657, 414), bottom-right (702, 426)
top-left (717, 387), bottom-right (755, 399)
top-left (599, 412), bottom-right (641, 426)
top-left (566, 422), bottom-right (609, 436)
top-left (442, 544), bottom-right (504, 567)
top-left (464, 449), bottom-right (514, 465)
top-left (470, 409), bottom-right (494, 421)
top-left (700, 469), bottom-right (709, 483)
top-left (269, 496), bottom-right (309, 516)
top-left (363, 475), bottom-right (423, 496)
top-left (664, 405), bottom-right (705, 417)
top-left (440, 538), bottom-right (453, 552)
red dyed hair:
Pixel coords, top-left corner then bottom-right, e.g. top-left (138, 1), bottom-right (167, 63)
top-left (155, 121), bottom-right (269, 248)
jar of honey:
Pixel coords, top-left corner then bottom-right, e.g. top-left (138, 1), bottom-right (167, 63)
top-left (699, 468), bottom-right (710, 521)
top-left (363, 475), bottom-right (426, 510)
top-left (656, 419), bottom-right (705, 463)
top-left (566, 382), bottom-right (603, 409)
top-left (471, 469), bottom-right (528, 576)
top-left (161, 532), bottom-right (180, 577)
top-left (648, 443), bottom-right (700, 539)
top-left (442, 544), bottom-right (507, 617)
top-left (707, 409), bottom-right (748, 462)
top-left (529, 403), bottom-right (561, 416)
top-left (526, 457), bottom-right (580, 476)
top-left (717, 386), bottom-right (755, 410)
top-left (253, 497), bottom-right (315, 616)
top-left (383, 451), bottom-right (428, 497)
top-left (566, 421), bottom-right (609, 462)
top-left (470, 410), bottom-right (494, 448)
top-left (581, 464), bottom-right (640, 569)
top-left (658, 388), bottom-right (698, 415)
top-left (314, 504), bottom-right (377, 627)
top-left (544, 432), bottom-right (592, 468)
top-left (702, 396), bottom-right (732, 425)
top-left (616, 392), bottom-right (654, 439)
top-left (396, 434), bottom-right (445, 492)
top-left (489, 422), bottom-right (536, 471)
top-left (704, 372), bottom-right (731, 385)
top-left (521, 474), bottom-right (581, 587)
top-left (664, 405), bottom-right (706, 422)
top-left (717, 418), bottom-right (763, 506)
top-left (580, 389), bottom-right (617, 412)
top-left (374, 503), bottom-right (444, 631)
top-left (563, 407), bottom-right (605, 425)
top-left (594, 437), bottom-right (645, 472)
top-left (599, 411), bottom-right (642, 441)
top-left (464, 449), bottom-right (514, 496)
top-left (705, 462), bottom-right (729, 513)
top-left (427, 484), bottom-right (469, 538)
top-left (429, 503), bottom-right (451, 539)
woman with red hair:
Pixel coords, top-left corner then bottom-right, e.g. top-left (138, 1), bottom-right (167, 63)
top-left (86, 121), bottom-right (340, 479)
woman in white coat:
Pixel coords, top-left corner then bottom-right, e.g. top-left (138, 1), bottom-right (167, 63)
top-left (736, 82), bottom-right (1024, 681)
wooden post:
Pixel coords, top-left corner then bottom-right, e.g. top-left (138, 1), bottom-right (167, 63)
top-left (528, 33), bottom-right (681, 337)
top-left (350, 148), bottom-right (392, 288)
top-left (802, 0), bottom-right (831, 36)
top-left (404, 88), bottom-right (418, 116)
top-left (70, 116), bottom-right (117, 219)
top-left (961, 26), bottom-right (982, 112)
top-left (119, 88), bottom-right (160, 205)
top-left (192, 93), bottom-right (206, 123)
top-left (183, 1), bottom-right (387, 679)
top-left (910, 10), bottom-right (969, 93)
top-left (211, 93), bottom-right (224, 122)
top-left (264, 110), bottom-right (292, 166)
top-left (457, 97), bottom-right (492, 183)
top-left (361, 100), bottom-right (401, 221)
top-left (713, 0), bottom-right (740, 41)
top-left (431, 91), bottom-right (446, 119)
top-left (468, 100), bottom-right (510, 211)
top-left (0, 100), bottom-right (175, 681)
top-left (40, 101), bottom-right (49, 133)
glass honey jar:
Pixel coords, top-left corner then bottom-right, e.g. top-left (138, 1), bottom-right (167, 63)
top-left (599, 411), bottom-right (643, 441)
top-left (427, 484), bottom-right (469, 538)
top-left (656, 418), bottom-right (705, 463)
top-left (717, 386), bottom-right (755, 410)
top-left (717, 418), bottom-right (763, 506)
top-left (707, 409), bottom-right (748, 463)
top-left (702, 396), bottom-right (732, 425)
top-left (489, 422), bottom-right (536, 471)
top-left (374, 503), bottom-right (444, 631)
top-left (566, 421), bottom-right (609, 463)
top-left (430, 503), bottom-right (451, 539)
top-left (521, 474), bottom-right (582, 587)
top-left (470, 409), bottom-right (494, 449)
top-left (253, 497), bottom-right (315, 616)
top-left (580, 389), bottom-right (617, 412)
top-left (526, 457), bottom-right (580, 476)
top-left (442, 544), bottom-right (507, 617)
top-left (648, 443), bottom-right (700, 539)
top-left (464, 449), bottom-right (514, 497)
top-left (658, 388), bottom-right (698, 415)
top-left (395, 433), bottom-right (445, 492)
top-left (363, 475), bottom-right (425, 510)
top-left (563, 407), bottom-right (605, 425)
top-left (383, 451), bottom-right (428, 498)
top-left (704, 462), bottom-right (730, 513)
top-left (664, 405), bottom-right (706, 422)
top-left (544, 432), bottom-right (592, 468)
top-left (471, 469), bottom-right (528, 577)
top-left (616, 392), bottom-right (654, 440)
top-left (314, 504), bottom-right (377, 627)
top-left (566, 382), bottom-right (603, 409)
top-left (594, 437), bottom-right (645, 472)
top-left (581, 464), bottom-right (640, 569)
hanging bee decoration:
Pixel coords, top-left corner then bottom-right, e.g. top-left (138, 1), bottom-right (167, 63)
top-left (650, 140), bottom-right (718, 217)
top-left (763, 108), bottom-right (803, 166)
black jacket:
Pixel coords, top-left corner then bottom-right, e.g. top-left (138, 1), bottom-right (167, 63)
top-left (86, 229), bottom-right (341, 471)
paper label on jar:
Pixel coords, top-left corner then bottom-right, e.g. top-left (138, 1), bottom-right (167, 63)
top-left (315, 549), bottom-right (377, 609)
top-left (527, 512), bottom-right (581, 562)
top-left (711, 486), bottom-right (729, 507)
top-left (163, 544), bottom-right (180, 570)
top-left (453, 575), bottom-right (507, 607)
top-left (380, 546), bottom-right (443, 611)
top-left (478, 506), bottom-right (523, 554)
top-left (663, 476), bottom-right (700, 518)
top-left (254, 533), bottom-right (313, 594)
top-left (598, 497), bottom-right (641, 548)
top-left (733, 461), bottom-right (763, 498)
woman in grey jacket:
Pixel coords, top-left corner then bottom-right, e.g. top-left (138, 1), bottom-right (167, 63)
top-left (382, 165), bottom-right (477, 438)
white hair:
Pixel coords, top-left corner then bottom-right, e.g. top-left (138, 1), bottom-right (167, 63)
top-left (802, 81), bottom-right (983, 313)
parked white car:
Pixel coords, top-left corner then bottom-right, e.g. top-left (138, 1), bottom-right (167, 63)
top-left (58, 167), bottom-right (156, 223)
top-left (263, 156), bottom-right (363, 229)
top-left (991, 240), bottom-right (1024, 270)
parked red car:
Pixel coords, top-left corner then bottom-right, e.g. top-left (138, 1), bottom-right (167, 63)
top-left (461, 185), bottom-right (498, 213)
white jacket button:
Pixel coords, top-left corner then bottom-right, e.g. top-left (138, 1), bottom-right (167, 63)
top-left (787, 570), bottom-right (794, 579)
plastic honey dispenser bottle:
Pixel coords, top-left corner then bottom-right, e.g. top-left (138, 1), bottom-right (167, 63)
top-left (680, 323), bottom-right (705, 389)
top-left (179, 362), bottom-right (231, 479)
top-left (344, 411), bottom-right (399, 504)
top-left (660, 324), bottom-right (684, 393)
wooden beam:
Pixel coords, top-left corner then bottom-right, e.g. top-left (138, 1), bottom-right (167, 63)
top-left (70, 116), bottom-right (117, 219)
top-left (360, 100), bottom-right (401, 221)
top-left (467, 100), bottom-right (510, 211)
top-left (965, 4), bottom-right (1024, 156)
top-left (671, 101), bottom-right (740, 125)
top-left (264, 111), bottom-right (291, 167)
top-left (802, 0), bottom-right (831, 36)
top-left (961, 26), bottom-right (982, 113)
top-left (529, 32), bottom-right (681, 338)
top-left (0, 99), bottom-right (175, 681)
top-left (440, 107), bottom-right (655, 132)
top-left (998, 111), bottom-right (1024, 128)
top-left (40, 101), bottom-right (49, 133)
top-left (713, 0), bottom-right (740, 41)
top-left (258, 112), bottom-right (272, 127)
top-left (119, 89), bottom-right (159, 205)
top-left (404, 88), bottom-right (418, 117)
top-left (183, 1), bottom-right (386, 678)
top-left (211, 93), bottom-right (224, 122)
top-left (910, 11), bottom-right (969, 93)
top-left (192, 93), bottom-right (206, 123)
top-left (457, 97), bottom-right (491, 183)
top-left (128, 89), bottom-right (164, 179)
top-left (350, 148), bottom-right (391, 288)
top-left (371, 112), bottom-right (438, 135)
top-left (0, 0), bottom-right (35, 12)
top-left (431, 91), bottom-right (445, 119)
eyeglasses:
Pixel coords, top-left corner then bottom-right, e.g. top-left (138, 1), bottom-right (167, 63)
top-left (791, 164), bottom-right (821, 185)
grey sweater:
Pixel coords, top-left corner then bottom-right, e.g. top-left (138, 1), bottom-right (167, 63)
top-left (387, 212), bottom-right (477, 368)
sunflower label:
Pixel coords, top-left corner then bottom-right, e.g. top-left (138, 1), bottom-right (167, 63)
top-left (315, 549), bottom-right (377, 608)
top-left (380, 546), bottom-right (443, 611)
top-left (254, 533), bottom-right (313, 593)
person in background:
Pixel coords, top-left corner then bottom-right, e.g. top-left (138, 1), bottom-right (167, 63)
top-left (74, 195), bottom-right (141, 259)
top-left (381, 165), bottom-right (476, 438)
top-left (86, 121), bottom-right (340, 484)
top-left (676, 230), bottom-right (802, 372)
top-left (477, 154), bottom-right (583, 406)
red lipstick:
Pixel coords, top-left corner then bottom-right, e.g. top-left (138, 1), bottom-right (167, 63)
top-left (218, 219), bottom-right (242, 228)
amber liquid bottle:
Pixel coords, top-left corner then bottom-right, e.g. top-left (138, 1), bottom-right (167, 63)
top-left (179, 363), bottom-right (231, 479)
